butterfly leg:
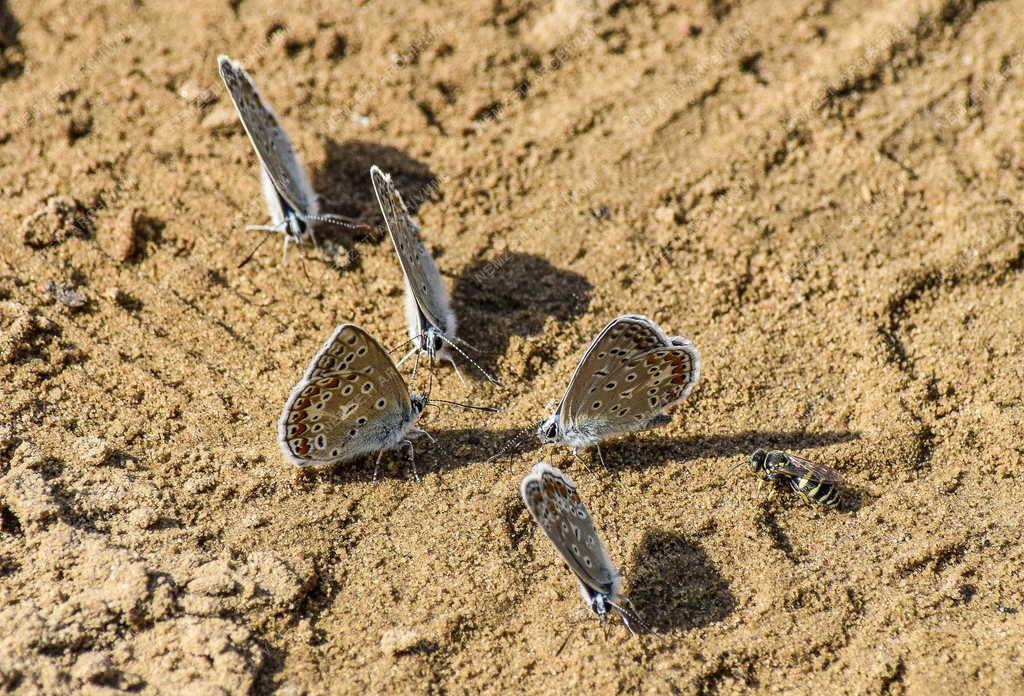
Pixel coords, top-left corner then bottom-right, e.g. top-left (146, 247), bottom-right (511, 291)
top-left (244, 223), bottom-right (287, 233)
top-left (408, 427), bottom-right (435, 444)
top-left (373, 448), bottom-right (387, 483)
top-left (449, 358), bottom-right (467, 388)
top-left (571, 449), bottom-right (597, 479)
top-left (555, 628), bottom-right (576, 657)
top-left (397, 346), bottom-right (419, 368)
top-left (401, 439), bottom-right (419, 482)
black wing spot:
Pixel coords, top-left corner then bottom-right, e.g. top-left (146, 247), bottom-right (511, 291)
top-left (604, 381), bottom-right (616, 390)
top-left (592, 400), bottom-right (602, 410)
top-left (362, 382), bottom-right (373, 393)
top-left (375, 398), bottom-right (387, 409)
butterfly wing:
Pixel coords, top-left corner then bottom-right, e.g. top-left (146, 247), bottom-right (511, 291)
top-left (559, 315), bottom-right (700, 438)
top-left (278, 325), bottom-right (412, 466)
top-left (771, 452), bottom-right (842, 484)
top-left (370, 165), bottom-right (454, 334)
top-left (218, 55), bottom-right (318, 219)
top-left (519, 463), bottom-right (619, 597)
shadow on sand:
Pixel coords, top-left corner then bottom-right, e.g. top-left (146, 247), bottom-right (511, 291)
top-left (627, 529), bottom-right (736, 632)
top-left (451, 252), bottom-right (592, 379)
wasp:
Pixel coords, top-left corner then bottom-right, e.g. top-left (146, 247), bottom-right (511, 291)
top-left (748, 449), bottom-right (842, 508)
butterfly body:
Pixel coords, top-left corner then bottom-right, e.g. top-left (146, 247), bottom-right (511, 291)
top-left (218, 55), bottom-right (320, 256)
top-left (402, 257), bottom-right (458, 366)
top-left (537, 315), bottom-right (700, 451)
top-left (278, 324), bottom-right (428, 472)
top-left (748, 449), bottom-right (842, 508)
top-left (259, 166), bottom-right (314, 247)
top-left (371, 165), bottom-right (460, 369)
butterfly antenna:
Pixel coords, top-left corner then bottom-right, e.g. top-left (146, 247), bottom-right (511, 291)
top-left (308, 213), bottom-right (377, 238)
top-left (428, 398), bottom-right (499, 414)
top-left (389, 333), bottom-right (422, 356)
top-left (437, 332), bottom-right (501, 386)
top-left (237, 228), bottom-right (277, 269)
top-left (608, 599), bottom-right (661, 638)
top-left (485, 422), bottom-right (538, 463)
top-left (412, 350), bottom-right (424, 392)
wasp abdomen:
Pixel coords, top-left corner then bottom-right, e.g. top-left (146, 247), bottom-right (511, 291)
top-left (791, 476), bottom-right (841, 508)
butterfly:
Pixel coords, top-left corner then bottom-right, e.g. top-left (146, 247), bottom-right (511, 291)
top-left (536, 314), bottom-right (700, 457)
top-left (520, 462), bottom-right (648, 632)
top-left (370, 165), bottom-right (497, 385)
top-left (218, 55), bottom-right (362, 265)
top-left (277, 323), bottom-right (430, 479)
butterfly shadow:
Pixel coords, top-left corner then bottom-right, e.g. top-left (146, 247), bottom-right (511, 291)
top-left (0, 2), bottom-right (21, 80)
top-left (311, 139), bottom-right (438, 265)
top-left (291, 425), bottom-right (537, 484)
top-left (626, 530), bottom-right (735, 632)
top-left (451, 252), bottom-right (593, 380)
top-left (601, 429), bottom-right (861, 471)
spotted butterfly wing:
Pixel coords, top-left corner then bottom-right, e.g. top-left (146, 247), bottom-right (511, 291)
top-left (370, 165), bottom-right (454, 336)
top-left (520, 462), bottom-right (619, 598)
top-left (555, 315), bottom-right (668, 410)
top-left (560, 315), bottom-right (700, 438)
top-left (278, 324), bottom-right (413, 466)
top-left (218, 55), bottom-right (318, 219)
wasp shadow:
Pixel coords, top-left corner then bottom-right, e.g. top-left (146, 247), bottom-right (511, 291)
top-left (451, 252), bottom-right (592, 378)
top-left (627, 530), bottom-right (735, 631)
top-left (601, 429), bottom-right (860, 470)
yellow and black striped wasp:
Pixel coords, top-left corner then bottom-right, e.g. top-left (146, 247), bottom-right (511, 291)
top-left (748, 449), bottom-right (842, 508)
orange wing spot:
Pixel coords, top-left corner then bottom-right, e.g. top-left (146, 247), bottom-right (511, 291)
top-left (289, 411), bottom-right (308, 423)
top-left (672, 375), bottom-right (687, 385)
top-left (293, 397), bottom-right (312, 409)
top-left (296, 439), bottom-right (311, 456)
top-left (320, 377), bottom-right (341, 389)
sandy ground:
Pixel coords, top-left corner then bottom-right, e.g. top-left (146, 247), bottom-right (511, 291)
top-left (1, 0), bottom-right (1023, 693)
